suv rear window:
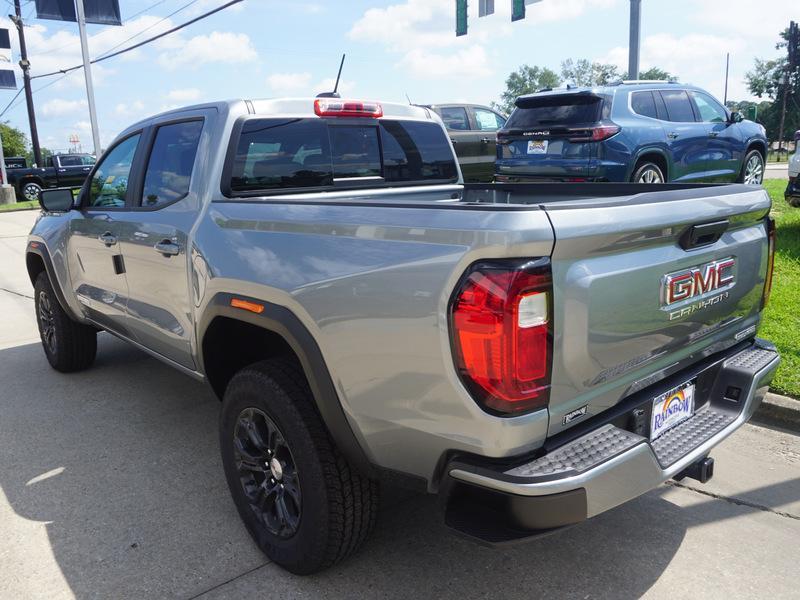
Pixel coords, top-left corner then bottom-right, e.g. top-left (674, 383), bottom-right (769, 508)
top-left (506, 95), bottom-right (602, 129)
top-left (227, 118), bottom-right (457, 194)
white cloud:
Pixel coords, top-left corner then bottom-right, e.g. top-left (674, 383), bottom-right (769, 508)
top-left (399, 46), bottom-right (491, 79)
top-left (348, 0), bottom-right (617, 79)
top-left (114, 100), bottom-right (146, 119)
top-left (157, 31), bottom-right (257, 70)
top-left (267, 72), bottom-right (312, 95)
top-left (597, 33), bottom-right (750, 99)
top-left (41, 98), bottom-right (88, 118)
top-left (166, 88), bottom-right (203, 103)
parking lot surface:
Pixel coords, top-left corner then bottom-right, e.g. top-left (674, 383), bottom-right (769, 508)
top-left (1, 210), bottom-right (798, 599)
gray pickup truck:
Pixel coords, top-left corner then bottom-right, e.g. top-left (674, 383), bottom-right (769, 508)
top-left (26, 98), bottom-right (779, 574)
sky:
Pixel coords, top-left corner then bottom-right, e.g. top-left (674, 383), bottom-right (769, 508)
top-left (0, 0), bottom-right (795, 153)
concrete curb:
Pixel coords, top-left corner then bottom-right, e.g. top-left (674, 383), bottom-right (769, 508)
top-left (753, 392), bottom-right (800, 432)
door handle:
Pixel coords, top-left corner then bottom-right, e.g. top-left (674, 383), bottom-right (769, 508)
top-left (480, 137), bottom-right (492, 144)
top-left (667, 132), bottom-right (679, 140)
top-left (708, 131), bottom-right (719, 138)
top-left (449, 138), bottom-right (458, 144)
top-left (98, 232), bottom-right (117, 247)
top-left (154, 239), bottom-right (181, 257)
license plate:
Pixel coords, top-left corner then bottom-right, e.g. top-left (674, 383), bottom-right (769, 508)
top-left (650, 381), bottom-right (695, 440)
top-left (527, 140), bottom-right (548, 154)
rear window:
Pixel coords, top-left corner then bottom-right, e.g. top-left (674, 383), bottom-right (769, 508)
top-left (227, 118), bottom-right (457, 194)
top-left (506, 95), bottom-right (602, 129)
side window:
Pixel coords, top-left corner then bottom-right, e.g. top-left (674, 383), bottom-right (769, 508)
top-left (87, 134), bottom-right (141, 208)
top-left (329, 125), bottom-right (381, 179)
top-left (141, 120), bottom-right (203, 207)
top-left (473, 108), bottom-right (505, 131)
top-left (631, 91), bottom-right (658, 119)
top-left (690, 91), bottom-right (728, 123)
top-left (439, 106), bottom-right (470, 131)
top-left (659, 90), bottom-right (696, 123)
top-left (229, 119), bottom-right (333, 192)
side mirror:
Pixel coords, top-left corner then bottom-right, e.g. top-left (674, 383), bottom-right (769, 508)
top-left (729, 111), bottom-right (744, 124)
top-left (39, 188), bottom-right (75, 212)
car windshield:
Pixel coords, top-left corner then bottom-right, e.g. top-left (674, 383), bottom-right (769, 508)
top-left (507, 95), bottom-right (602, 128)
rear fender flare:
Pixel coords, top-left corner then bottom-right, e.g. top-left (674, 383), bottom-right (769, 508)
top-left (197, 293), bottom-right (373, 476)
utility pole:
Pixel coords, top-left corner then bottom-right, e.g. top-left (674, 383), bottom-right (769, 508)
top-left (723, 53), bottom-right (730, 105)
top-left (11, 0), bottom-right (41, 166)
top-left (628, 0), bottom-right (641, 79)
top-left (74, 0), bottom-right (101, 156)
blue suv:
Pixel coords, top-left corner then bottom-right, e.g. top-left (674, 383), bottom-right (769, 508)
top-left (494, 82), bottom-right (768, 184)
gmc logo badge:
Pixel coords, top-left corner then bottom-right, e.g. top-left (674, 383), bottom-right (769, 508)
top-left (662, 257), bottom-right (736, 306)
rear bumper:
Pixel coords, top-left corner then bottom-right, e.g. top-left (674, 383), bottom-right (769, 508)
top-left (442, 340), bottom-right (780, 545)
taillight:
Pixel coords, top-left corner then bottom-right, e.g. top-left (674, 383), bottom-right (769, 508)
top-left (568, 123), bottom-right (620, 143)
top-left (761, 217), bottom-right (776, 310)
top-left (314, 98), bottom-right (383, 118)
top-left (450, 259), bottom-right (552, 415)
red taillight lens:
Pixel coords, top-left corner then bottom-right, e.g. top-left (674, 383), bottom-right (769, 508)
top-left (568, 124), bottom-right (620, 143)
top-left (761, 217), bottom-right (776, 309)
top-left (314, 98), bottom-right (383, 118)
top-left (451, 260), bottom-right (552, 415)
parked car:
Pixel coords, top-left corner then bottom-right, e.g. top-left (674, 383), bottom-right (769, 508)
top-left (7, 153), bottom-right (95, 201)
top-left (786, 130), bottom-right (800, 207)
top-left (28, 97), bottom-right (779, 575)
top-left (495, 81), bottom-right (768, 184)
top-left (423, 103), bottom-right (506, 182)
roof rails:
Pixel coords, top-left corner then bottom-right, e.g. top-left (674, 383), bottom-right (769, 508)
top-left (608, 79), bottom-right (679, 86)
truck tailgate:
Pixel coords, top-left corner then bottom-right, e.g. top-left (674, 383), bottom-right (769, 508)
top-left (541, 186), bottom-right (771, 436)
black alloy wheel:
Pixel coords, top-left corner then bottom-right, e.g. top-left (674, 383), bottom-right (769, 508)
top-left (233, 407), bottom-right (302, 538)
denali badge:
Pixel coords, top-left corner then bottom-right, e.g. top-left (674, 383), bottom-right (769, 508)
top-left (523, 130), bottom-right (550, 137)
top-left (662, 257), bottom-right (736, 307)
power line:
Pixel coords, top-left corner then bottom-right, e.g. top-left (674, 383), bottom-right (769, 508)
top-left (96, 0), bottom-right (202, 60)
top-left (26, 0), bottom-right (189, 59)
top-left (30, 0), bottom-right (243, 80)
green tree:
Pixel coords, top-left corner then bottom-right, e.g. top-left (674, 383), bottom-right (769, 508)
top-left (745, 27), bottom-right (800, 142)
top-left (0, 122), bottom-right (28, 158)
top-left (493, 64), bottom-right (561, 115)
top-left (637, 66), bottom-right (677, 82)
top-left (560, 59), bottom-right (620, 86)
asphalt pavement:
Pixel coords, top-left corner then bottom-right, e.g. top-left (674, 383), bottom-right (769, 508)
top-left (1, 210), bottom-right (798, 599)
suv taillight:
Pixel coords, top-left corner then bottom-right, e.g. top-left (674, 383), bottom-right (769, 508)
top-left (450, 259), bottom-right (553, 415)
top-left (761, 217), bottom-right (776, 310)
top-left (568, 123), bottom-right (620, 143)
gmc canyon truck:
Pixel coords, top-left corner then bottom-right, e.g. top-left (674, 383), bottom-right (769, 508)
top-left (8, 153), bottom-right (95, 201)
top-left (27, 98), bottom-right (779, 575)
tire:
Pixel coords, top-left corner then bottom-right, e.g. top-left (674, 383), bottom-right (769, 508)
top-left (33, 271), bottom-right (97, 372)
top-left (631, 161), bottom-right (666, 184)
top-left (738, 149), bottom-right (764, 185)
top-left (219, 358), bottom-right (378, 575)
top-left (21, 180), bottom-right (43, 202)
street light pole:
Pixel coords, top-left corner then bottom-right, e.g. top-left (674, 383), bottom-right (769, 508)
top-left (12, 0), bottom-right (41, 166)
top-left (628, 0), bottom-right (641, 80)
top-left (74, 0), bottom-right (101, 156)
